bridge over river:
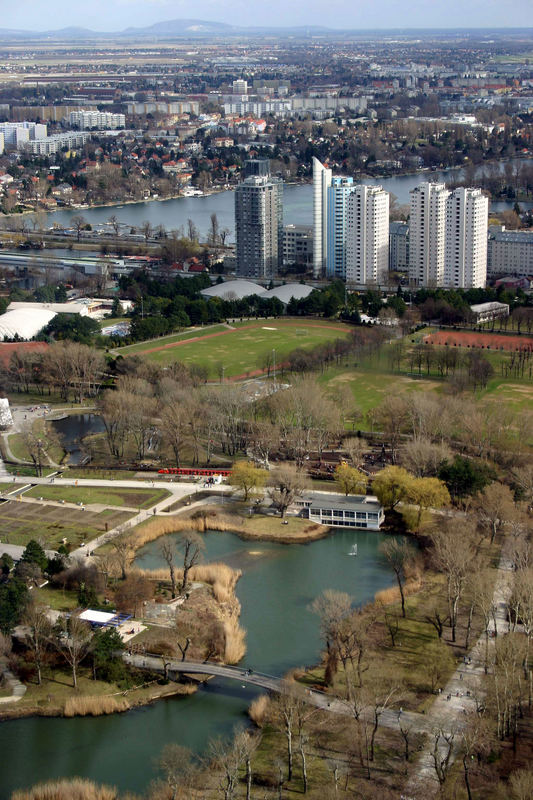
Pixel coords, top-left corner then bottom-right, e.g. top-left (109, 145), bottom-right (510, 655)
top-left (122, 653), bottom-right (437, 735)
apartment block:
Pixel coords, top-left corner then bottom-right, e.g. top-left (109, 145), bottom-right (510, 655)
top-left (68, 110), bottom-right (125, 129)
top-left (487, 226), bottom-right (533, 278)
top-left (444, 187), bottom-right (488, 289)
top-left (235, 160), bottom-right (283, 280)
top-left (409, 182), bottom-right (449, 287)
top-left (346, 185), bottom-right (390, 285)
top-left (389, 221), bottom-right (409, 272)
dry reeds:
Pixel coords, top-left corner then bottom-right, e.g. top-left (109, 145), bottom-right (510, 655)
top-left (63, 696), bottom-right (130, 717)
top-left (374, 577), bottom-right (421, 606)
top-left (131, 562), bottom-right (241, 607)
top-left (248, 693), bottom-right (269, 727)
top-left (222, 617), bottom-right (247, 664)
top-left (11, 779), bottom-right (118, 800)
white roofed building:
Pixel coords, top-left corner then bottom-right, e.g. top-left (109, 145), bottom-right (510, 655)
top-left (0, 308), bottom-right (57, 340)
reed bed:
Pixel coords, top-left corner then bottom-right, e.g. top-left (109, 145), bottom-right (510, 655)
top-left (11, 779), bottom-right (118, 800)
top-left (63, 696), bottom-right (130, 717)
top-left (374, 577), bottom-right (422, 606)
top-left (223, 617), bottom-right (247, 664)
top-left (248, 693), bottom-right (269, 727)
top-left (131, 562), bottom-right (241, 606)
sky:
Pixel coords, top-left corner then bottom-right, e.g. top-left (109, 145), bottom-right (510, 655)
top-left (1, 0), bottom-right (532, 31)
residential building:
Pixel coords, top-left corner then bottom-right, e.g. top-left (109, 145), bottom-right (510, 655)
top-left (313, 157), bottom-right (389, 284)
top-left (409, 182), bottom-right (488, 289)
top-left (389, 221), bottom-right (409, 272)
top-left (326, 176), bottom-right (354, 279)
top-left (126, 101), bottom-right (200, 115)
top-left (0, 121), bottom-right (47, 148)
top-left (312, 156), bottom-right (332, 278)
top-left (409, 182), bottom-right (449, 287)
top-left (487, 227), bottom-right (533, 278)
top-left (294, 492), bottom-right (385, 530)
top-left (346, 184), bottom-right (389, 285)
top-left (0, 132), bottom-right (4, 156)
top-left (235, 160), bottom-right (283, 280)
top-left (283, 224), bottom-right (313, 267)
top-left (25, 132), bottom-right (90, 155)
top-left (232, 79), bottom-right (248, 95)
top-left (68, 110), bottom-right (125, 129)
top-left (444, 187), bottom-right (488, 288)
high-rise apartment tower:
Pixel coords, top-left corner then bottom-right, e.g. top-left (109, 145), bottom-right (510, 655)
top-left (235, 160), bottom-right (283, 280)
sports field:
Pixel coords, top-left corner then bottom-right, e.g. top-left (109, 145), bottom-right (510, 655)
top-left (424, 330), bottom-right (533, 352)
top-left (120, 319), bottom-right (352, 378)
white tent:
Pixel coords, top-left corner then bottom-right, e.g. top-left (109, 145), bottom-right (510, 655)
top-left (0, 308), bottom-right (56, 340)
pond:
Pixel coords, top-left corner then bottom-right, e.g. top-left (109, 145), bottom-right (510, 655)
top-left (0, 526), bottom-right (396, 797)
top-left (50, 413), bottom-right (106, 465)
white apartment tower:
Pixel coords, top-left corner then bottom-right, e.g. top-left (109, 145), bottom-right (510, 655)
top-left (409, 182), bottom-right (449, 287)
top-left (312, 156), bottom-right (332, 278)
top-left (346, 185), bottom-right (390, 285)
top-left (445, 187), bottom-right (488, 288)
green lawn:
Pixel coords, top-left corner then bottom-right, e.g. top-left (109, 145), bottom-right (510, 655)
top-left (7, 432), bottom-right (66, 466)
top-left (123, 319), bottom-right (352, 377)
top-left (25, 485), bottom-right (170, 508)
top-left (115, 323), bottom-right (228, 355)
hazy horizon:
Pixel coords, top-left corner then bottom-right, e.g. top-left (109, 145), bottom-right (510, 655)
top-left (1, 0), bottom-right (532, 33)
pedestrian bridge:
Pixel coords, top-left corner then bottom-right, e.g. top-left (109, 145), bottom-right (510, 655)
top-left (123, 652), bottom-right (284, 693)
top-left (122, 652), bottom-right (433, 733)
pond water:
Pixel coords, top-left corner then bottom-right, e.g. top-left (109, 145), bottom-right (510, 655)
top-left (50, 414), bottom-right (106, 465)
top-left (0, 526), bottom-right (396, 798)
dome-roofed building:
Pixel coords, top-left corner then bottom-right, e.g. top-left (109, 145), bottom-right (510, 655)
top-left (0, 308), bottom-right (57, 340)
top-left (200, 280), bottom-right (265, 301)
top-left (260, 283), bottom-right (314, 305)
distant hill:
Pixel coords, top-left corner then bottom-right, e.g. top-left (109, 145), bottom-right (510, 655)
top-left (0, 20), bottom-right (530, 40)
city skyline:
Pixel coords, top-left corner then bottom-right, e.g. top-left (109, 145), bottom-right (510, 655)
top-left (1, 2), bottom-right (532, 32)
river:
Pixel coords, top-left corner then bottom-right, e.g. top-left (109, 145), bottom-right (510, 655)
top-left (44, 159), bottom-right (532, 243)
top-left (0, 527), bottom-right (396, 798)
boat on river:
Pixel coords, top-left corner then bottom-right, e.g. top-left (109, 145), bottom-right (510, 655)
top-left (348, 544), bottom-right (358, 556)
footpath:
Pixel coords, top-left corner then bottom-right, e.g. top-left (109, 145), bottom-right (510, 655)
top-left (404, 543), bottom-right (515, 798)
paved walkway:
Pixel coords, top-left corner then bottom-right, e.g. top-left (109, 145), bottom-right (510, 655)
top-left (404, 545), bottom-right (515, 799)
top-left (123, 653), bottom-right (438, 736)
top-left (0, 658), bottom-right (26, 704)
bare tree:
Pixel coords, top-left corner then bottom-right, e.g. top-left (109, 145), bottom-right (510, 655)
top-left (70, 214), bottom-right (86, 242)
top-left (475, 482), bottom-right (516, 544)
top-left (267, 464), bottom-right (309, 518)
top-left (207, 730), bottom-right (251, 800)
top-left (158, 743), bottom-right (197, 800)
top-left (431, 520), bottom-right (476, 642)
top-left (53, 615), bottom-right (93, 688)
top-left (161, 538), bottom-right (178, 599)
top-left (112, 533), bottom-right (132, 581)
top-left (380, 537), bottom-right (416, 618)
top-left (22, 603), bottom-right (52, 685)
top-left (177, 531), bottom-right (205, 594)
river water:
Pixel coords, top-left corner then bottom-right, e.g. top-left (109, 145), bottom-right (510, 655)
top-left (44, 159), bottom-right (532, 243)
top-left (0, 527), bottom-right (395, 798)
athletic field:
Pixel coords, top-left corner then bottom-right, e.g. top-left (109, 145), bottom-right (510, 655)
top-left (424, 330), bottom-right (533, 352)
top-left (121, 320), bottom-right (352, 378)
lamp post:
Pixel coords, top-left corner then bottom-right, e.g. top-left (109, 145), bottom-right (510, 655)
top-left (272, 348), bottom-right (276, 388)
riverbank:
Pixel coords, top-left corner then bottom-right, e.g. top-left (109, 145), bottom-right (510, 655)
top-left (0, 676), bottom-right (197, 721)
top-left (124, 504), bottom-right (331, 552)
